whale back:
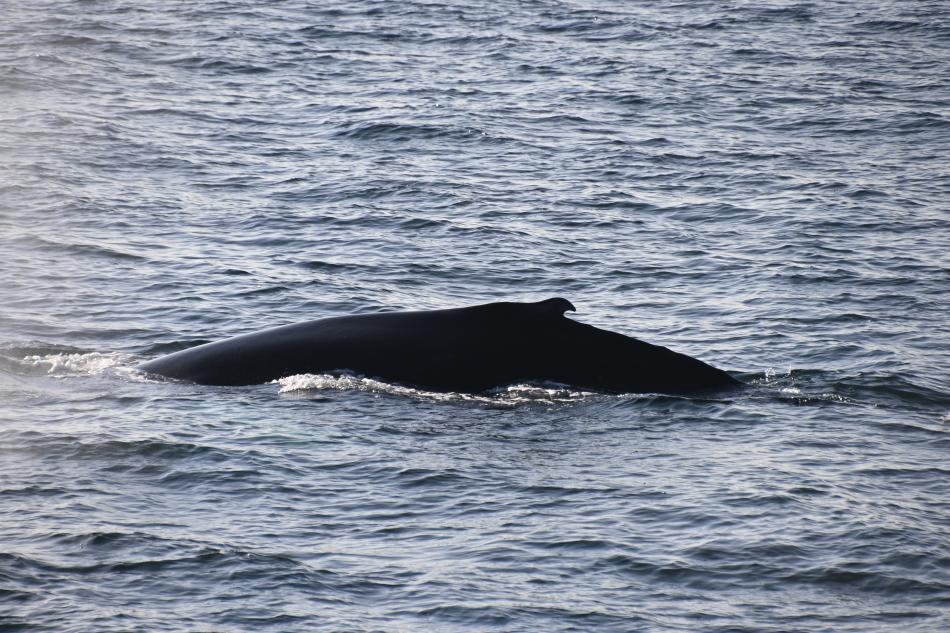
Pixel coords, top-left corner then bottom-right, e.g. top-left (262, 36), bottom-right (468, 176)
top-left (138, 298), bottom-right (576, 388)
top-left (138, 298), bottom-right (739, 393)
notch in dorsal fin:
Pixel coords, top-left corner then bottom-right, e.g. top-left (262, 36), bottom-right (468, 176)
top-left (535, 297), bottom-right (576, 316)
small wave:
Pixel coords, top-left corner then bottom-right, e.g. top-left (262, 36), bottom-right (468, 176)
top-left (29, 236), bottom-right (145, 261)
top-left (160, 55), bottom-right (273, 74)
top-left (729, 5), bottom-right (815, 24)
top-left (853, 20), bottom-right (926, 34)
top-left (333, 121), bottom-right (488, 143)
top-left (276, 373), bottom-right (596, 406)
top-left (833, 374), bottom-right (950, 410)
top-left (746, 369), bottom-right (856, 406)
top-left (747, 367), bottom-right (950, 412)
top-left (393, 467), bottom-right (473, 489)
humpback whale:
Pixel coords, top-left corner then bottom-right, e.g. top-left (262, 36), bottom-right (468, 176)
top-left (137, 298), bottom-right (740, 395)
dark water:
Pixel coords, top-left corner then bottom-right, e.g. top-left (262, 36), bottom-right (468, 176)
top-left (2, 1), bottom-right (949, 631)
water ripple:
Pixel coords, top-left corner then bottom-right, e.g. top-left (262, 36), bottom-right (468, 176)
top-left (2, 0), bottom-right (949, 631)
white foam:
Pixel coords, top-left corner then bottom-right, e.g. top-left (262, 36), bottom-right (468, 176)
top-left (275, 373), bottom-right (595, 405)
top-left (764, 366), bottom-right (793, 382)
top-left (24, 352), bottom-right (135, 377)
top-left (501, 383), bottom-right (599, 402)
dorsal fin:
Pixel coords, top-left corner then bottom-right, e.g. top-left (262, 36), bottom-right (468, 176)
top-left (533, 297), bottom-right (576, 316)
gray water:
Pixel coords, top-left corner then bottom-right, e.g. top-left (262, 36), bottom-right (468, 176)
top-left (2, 1), bottom-right (949, 631)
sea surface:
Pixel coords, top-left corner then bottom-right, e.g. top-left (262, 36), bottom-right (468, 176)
top-left (1, 1), bottom-right (948, 631)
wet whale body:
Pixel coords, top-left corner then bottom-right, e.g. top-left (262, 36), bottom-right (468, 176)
top-left (138, 298), bottom-right (741, 395)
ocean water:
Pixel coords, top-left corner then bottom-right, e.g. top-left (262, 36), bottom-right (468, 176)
top-left (1, 1), bottom-right (948, 631)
